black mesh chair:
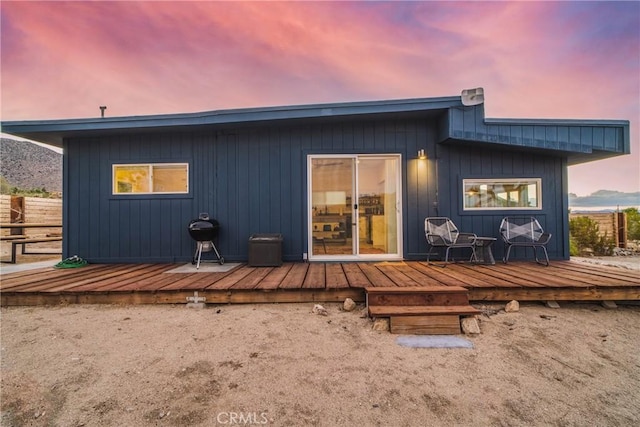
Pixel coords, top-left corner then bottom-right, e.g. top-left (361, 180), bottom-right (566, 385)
top-left (499, 217), bottom-right (551, 266)
top-left (424, 217), bottom-right (478, 265)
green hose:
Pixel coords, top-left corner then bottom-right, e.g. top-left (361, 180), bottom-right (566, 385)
top-left (54, 255), bottom-right (88, 269)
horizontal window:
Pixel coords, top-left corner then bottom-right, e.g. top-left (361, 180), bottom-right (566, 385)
top-left (113, 163), bottom-right (189, 195)
top-left (463, 178), bottom-right (541, 210)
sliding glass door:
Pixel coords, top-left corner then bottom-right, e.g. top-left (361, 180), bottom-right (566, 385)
top-left (308, 154), bottom-right (402, 260)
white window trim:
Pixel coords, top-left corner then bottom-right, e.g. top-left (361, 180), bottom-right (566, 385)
top-left (112, 163), bottom-right (189, 195)
top-left (462, 178), bottom-right (542, 211)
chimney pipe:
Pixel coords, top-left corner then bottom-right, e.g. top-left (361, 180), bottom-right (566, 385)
top-left (99, 106), bottom-right (107, 118)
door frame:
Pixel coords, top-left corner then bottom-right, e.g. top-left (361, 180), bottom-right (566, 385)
top-left (306, 153), bottom-right (403, 261)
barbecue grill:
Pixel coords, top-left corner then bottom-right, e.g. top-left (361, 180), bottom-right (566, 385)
top-left (188, 213), bottom-right (224, 268)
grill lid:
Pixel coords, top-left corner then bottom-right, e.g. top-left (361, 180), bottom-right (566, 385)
top-left (188, 213), bottom-right (220, 241)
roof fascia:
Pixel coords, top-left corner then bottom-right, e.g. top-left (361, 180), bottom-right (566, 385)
top-left (1, 96), bottom-right (462, 148)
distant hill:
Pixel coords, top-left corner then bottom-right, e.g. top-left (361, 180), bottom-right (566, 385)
top-left (0, 138), bottom-right (62, 192)
top-left (569, 190), bottom-right (640, 209)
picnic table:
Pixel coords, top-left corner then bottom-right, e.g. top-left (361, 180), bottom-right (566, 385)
top-left (0, 223), bottom-right (63, 263)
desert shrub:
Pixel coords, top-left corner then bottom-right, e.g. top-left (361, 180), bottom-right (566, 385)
top-left (0, 176), bottom-right (12, 194)
top-left (569, 216), bottom-right (615, 256)
top-left (624, 207), bottom-right (640, 241)
top-left (569, 237), bottom-right (580, 256)
top-left (0, 180), bottom-right (52, 198)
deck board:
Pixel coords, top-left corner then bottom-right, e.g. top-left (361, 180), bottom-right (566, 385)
top-left (279, 263), bottom-right (309, 289)
top-left (1, 260), bottom-right (638, 306)
top-left (256, 264), bottom-right (294, 290)
top-left (449, 264), bottom-right (526, 288)
top-left (159, 272), bottom-right (224, 291)
top-left (416, 262), bottom-right (499, 288)
top-left (231, 267), bottom-right (275, 290)
top-left (357, 263), bottom-right (399, 287)
top-left (405, 261), bottom-right (470, 287)
top-left (18, 265), bottom-right (146, 292)
top-left (341, 263), bottom-right (370, 288)
top-left (72, 264), bottom-right (177, 292)
top-left (482, 264), bottom-right (569, 288)
top-left (303, 263), bottom-right (326, 289)
top-left (325, 263), bottom-right (350, 289)
top-left (548, 261), bottom-right (639, 280)
top-left (206, 266), bottom-right (256, 290)
top-left (377, 263), bottom-right (423, 287)
top-left (468, 264), bottom-right (574, 288)
top-left (0, 264), bottom-right (113, 290)
top-left (457, 264), bottom-right (545, 287)
top-left (119, 266), bottom-right (196, 291)
top-left (511, 262), bottom-right (638, 287)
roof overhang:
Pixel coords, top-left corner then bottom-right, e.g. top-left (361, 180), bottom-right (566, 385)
top-left (1, 96), bottom-right (460, 148)
top-left (440, 107), bottom-right (630, 165)
top-left (1, 95), bottom-right (631, 166)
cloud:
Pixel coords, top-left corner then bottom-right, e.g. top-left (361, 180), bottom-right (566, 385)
top-left (1, 1), bottom-right (638, 194)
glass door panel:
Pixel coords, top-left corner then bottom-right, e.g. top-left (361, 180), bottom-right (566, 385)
top-left (309, 154), bottom-right (401, 259)
top-left (357, 157), bottom-right (399, 255)
top-left (310, 157), bottom-right (354, 256)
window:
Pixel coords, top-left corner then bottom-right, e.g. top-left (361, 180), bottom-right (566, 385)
top-left (113, 163), bottom-right (188, 194)
top-left (463, 178), bottom-right (541, 210)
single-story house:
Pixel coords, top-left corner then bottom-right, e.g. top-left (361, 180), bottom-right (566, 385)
top-left (2, 91), bottom-right (630, 264)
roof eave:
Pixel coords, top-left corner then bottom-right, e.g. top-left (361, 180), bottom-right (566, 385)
top-left (443, 106), bottom-right (630, 165)
top-left (1, 96), bottom-right (463, 148)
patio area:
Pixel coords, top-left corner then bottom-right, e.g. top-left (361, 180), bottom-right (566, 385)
top-left (1, 260), bottom-right (638, 306)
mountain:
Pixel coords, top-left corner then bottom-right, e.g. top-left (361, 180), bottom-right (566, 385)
top-left (569, 190), bottom-right (640, 208)
top-left (0, 138), bottom-right (62, 192)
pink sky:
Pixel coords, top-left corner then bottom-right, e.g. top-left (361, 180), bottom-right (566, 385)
top-left (1, 1), bottom-right (638, 196)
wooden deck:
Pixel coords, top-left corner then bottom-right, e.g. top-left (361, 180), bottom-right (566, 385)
top-left (1, 261), bottom-right (638, 306)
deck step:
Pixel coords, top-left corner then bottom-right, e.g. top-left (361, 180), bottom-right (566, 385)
top-left (369, 305), bottom-right (481, 317)
top-left (365, 286), bottom-right (468, 294)
top-left (390, 315), bottom-right (462, 335)
top-left (366, 286), bottom-right (478, 335)
top-left (366, 286), bottom-right (471, 307)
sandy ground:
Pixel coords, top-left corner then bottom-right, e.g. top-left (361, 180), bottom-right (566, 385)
top-left (1, 299), bottom-right (639, 427)
top-left (570, 255), bottom-right (640, 271)
top-left (1, 255), bottom-right (639, 426)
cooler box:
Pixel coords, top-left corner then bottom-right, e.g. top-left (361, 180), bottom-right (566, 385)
top-left (248, 234), bottom-right (283, 267)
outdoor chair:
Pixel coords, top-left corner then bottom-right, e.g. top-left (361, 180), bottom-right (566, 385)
top-left (499, 217), bottom-right (552, 266)
top-left (424, 217), bottom-right (478, 265)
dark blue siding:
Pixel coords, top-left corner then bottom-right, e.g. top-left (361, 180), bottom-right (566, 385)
top-left (425, 143), bottom-right (568, 261)
top-left (63, 115), bottom-right (570, 263)
top-left (448, 105), bottom-right (629, 157)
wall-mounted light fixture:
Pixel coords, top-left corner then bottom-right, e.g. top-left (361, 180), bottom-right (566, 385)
top-left (417, 149), bottom-right (427, 160)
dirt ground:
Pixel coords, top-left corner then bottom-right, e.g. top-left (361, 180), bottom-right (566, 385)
top-left (1, 296), bottom-right (639, 427)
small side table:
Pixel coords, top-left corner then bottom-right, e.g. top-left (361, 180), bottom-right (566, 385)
top-left (474, 237), bottom-right (497, 265)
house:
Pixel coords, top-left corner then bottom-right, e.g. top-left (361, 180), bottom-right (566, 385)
top-left (1, 91), bottom-right (630, 264)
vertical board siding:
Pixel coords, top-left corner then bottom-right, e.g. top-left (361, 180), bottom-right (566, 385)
top-left (449, 106), bottom-right (628, 156)
top-left (435, 144), bottom-right (566, 261)
top-left (64, 114), bottom-right (570, 263)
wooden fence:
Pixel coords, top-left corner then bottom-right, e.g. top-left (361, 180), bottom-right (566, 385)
top-left (569, 212), bottom-right (627, 248)
top-left (0, 195), bottom-right (62, 237)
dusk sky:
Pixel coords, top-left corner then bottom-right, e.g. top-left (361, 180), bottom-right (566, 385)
top-left (1, 1), bottom-right (638, 196)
